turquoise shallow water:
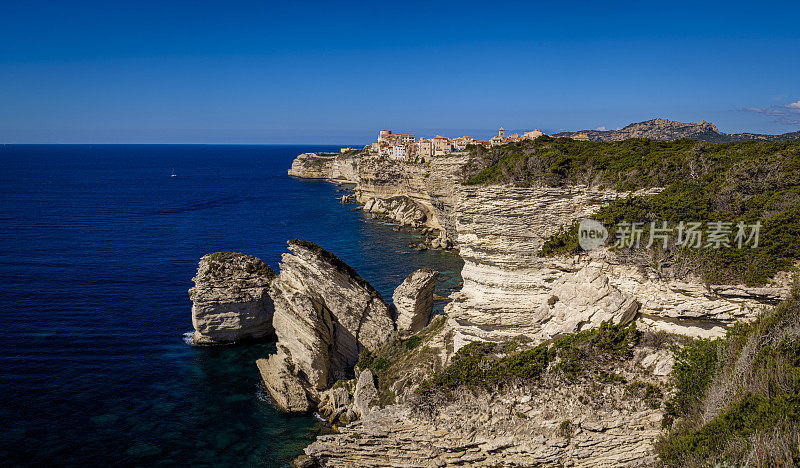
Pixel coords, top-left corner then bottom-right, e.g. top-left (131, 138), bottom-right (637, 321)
top-left (0, 145), bottom-right (463, 467)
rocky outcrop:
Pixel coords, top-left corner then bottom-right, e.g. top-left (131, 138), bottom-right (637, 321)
top-left (288, 153), bottom-right (337, 179)
top-left (315, 368), bottom-right (380, 424)
top-left (446, 185), bottom-right (631, 345)
top-left (189, 252), bottom-right (276, 345)
top-left (363, 196), bottom-right (427, 227)
top-left (353, 369), bottom-right (379, 418)
top-left (537, 266), bottom-right (639, 338)
top-left (262, 240), bottom-right (395, 411)
top-left (447, 184), bottom-right (791, 346)
top-left (305, 342), bottom-right (672, 467)
top-left (289, 151), bottom-right (465, 244)
top-left (256, 352), bottom-right (311, 413)
top-left (355, 155), bottom-right (466, 240)
top-left (288, 152), bottom-right (361, 182)
top-left (393, 269), bottom-right (439, 334)
top-left (318, 383), bottom-right (357, 425)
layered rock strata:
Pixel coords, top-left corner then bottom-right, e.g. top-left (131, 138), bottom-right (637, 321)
top-left (262, 240), bottom-right (395, 411)
top-left (256, 352), bottom-right (311, 413)
top-left (447, 184), bottom-right (791, 345)
top-left (393, 269), bottom-right (439, 334)
top-left (537, 266), bottom-right (639, 338)
top-left (288, 150), bottom-right (465, 240)
top-left (289, 151), bottom-right (792, 343)
top-left (284, 149), bottom-right (795, 466)
top-left (189, 252), bottom-right (276, 345)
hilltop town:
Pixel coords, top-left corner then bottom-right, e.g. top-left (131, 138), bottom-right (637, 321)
top-left (337, 119), bottom-right (800, 160)
top-left (343, 128), bottom-right (590, 161)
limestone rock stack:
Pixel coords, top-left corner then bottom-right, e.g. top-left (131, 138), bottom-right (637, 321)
top-left (352, 369), bottom-right (379, 418)
top-left (393, 268), bottom-right (439, 334)
top-left (189, 252), bottom-right (276, 345)
top-left (261, 239), bottom-right (395, 412)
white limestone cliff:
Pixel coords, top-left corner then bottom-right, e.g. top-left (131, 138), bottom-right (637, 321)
top-left (288, 151), bottom-right (791, 344)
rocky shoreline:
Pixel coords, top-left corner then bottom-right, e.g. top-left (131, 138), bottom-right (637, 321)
top-left (184, 148), bottom-right (794, 467)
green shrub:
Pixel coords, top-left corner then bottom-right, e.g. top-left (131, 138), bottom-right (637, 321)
top-left (598, 370), bottom-right (626, 384)
top-left (402, 335), bottom-right (422, 351)
top-left (356, 349), bottom-right (374, 370)
top-left (551, 321), bottom-right (639, 378)
top-left (664, 338), bottom-right (720, 422)
top-left (659, 393), bottom-right (800, 464)
top-left (558, 420), bottom-right (573, 438)
top-left (495, 344), bottom-right (551, 379)
top-left (658, 287), bottom-right (800, 465)
top-left (626, 381), bottom-right (663, 409)
top-left (537, 222), bottom-right (580, 257)
top-left (423, 320), bottom-right (639, 390)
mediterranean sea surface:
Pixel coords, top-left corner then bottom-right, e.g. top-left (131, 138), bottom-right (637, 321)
top-left (0, 145), bottom-right (463, 467)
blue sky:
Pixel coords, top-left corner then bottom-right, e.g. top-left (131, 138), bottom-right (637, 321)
top-left (1, 1), bottom-right (798, 143)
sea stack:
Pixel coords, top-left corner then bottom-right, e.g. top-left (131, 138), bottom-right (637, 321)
top-left (393, 268), bottom-right (439, 334)
top-left (261, 239), bottom-right (395, 412)
top-left (189, 252), bottom-right (276, 345)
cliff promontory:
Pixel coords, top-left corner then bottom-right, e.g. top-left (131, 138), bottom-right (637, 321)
top-left (289, 142), bottom-right (795, 344)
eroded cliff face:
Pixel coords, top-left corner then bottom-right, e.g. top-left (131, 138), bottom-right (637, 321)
top-left (288, 152), bottom-right (360, 183)
top-left (355, 154), bottom-right (467, 237)
top-left (288, 152), bottom-right (792, 346)
top-left (447, 184), bottom-right (791, 346)
top-left (288, 150), bottom-right (465, 238)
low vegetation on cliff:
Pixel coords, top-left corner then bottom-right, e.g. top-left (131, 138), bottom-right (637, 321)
top-left (356, 316), bottom-right (447, 406)
top-left (416, 321), bottom-right (647, 393)
top-left (463, 138), bottom-right (800, 285)
top-left (657, 286), bottom-right (800, 466)
top-left (204, 251), bottom-right (276, 278)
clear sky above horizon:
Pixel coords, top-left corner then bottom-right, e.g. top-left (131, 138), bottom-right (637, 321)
top-left (1, 0), bottom-right (799, 144)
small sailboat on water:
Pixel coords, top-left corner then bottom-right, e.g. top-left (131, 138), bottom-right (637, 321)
top-left (171, 169), bottom-right (177, 178)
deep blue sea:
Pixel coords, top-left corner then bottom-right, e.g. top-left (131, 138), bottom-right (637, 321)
top-left (0, 145), bottom-right (463, 467)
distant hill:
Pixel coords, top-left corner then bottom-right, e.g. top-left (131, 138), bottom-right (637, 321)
top-left (554, 118), bottom-right (800, 143)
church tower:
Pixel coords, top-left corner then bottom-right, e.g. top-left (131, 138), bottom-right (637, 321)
top-left (499, 127), bottom-right (505, 139)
